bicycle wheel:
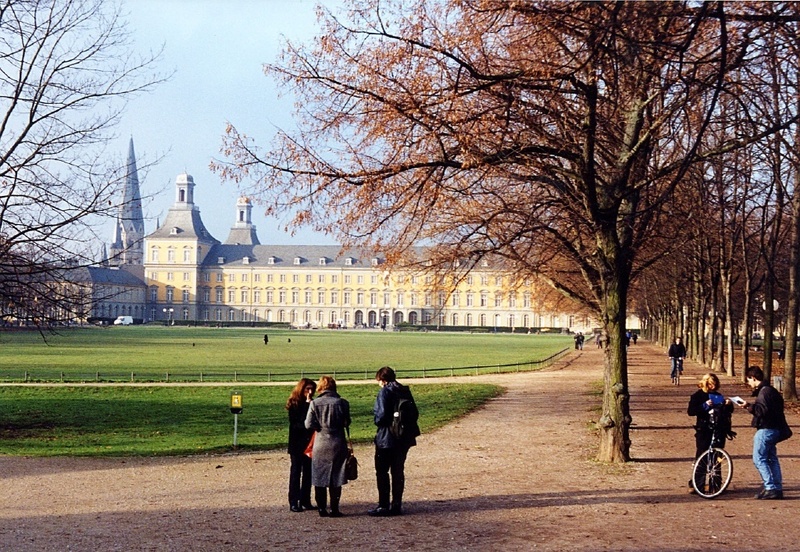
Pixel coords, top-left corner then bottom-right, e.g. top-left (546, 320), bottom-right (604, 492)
top-left (692, 448), bottom-right (733, 499)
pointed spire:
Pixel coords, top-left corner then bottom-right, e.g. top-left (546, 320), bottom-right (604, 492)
top-left (108, 137), bottom-right (145, 265)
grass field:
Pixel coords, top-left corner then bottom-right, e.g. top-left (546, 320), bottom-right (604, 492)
top-left (0, 326), bottom-right (572, 382)
top-left (0, 383), bottom-right (501, 457)
top-left (0, 328), bottom-right (569, 457)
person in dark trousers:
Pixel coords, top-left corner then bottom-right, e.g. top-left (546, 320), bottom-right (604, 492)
top-left (286, 378), bottom-right (316, 512)
top-left (739, 366), bottom-right (788, 500)
top-left (264, 334), bottom-right (269, 345)
top-left (668, 337), bottom-right (686, 379)
top-left (686, 373), bottom-right (733, 492)
top-left (305, 375), bottom-right (351, 517)
top-left (368, 366), bottom-right (417, 517)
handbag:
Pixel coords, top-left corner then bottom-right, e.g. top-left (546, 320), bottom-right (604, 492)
top-left (304, 432), bottom-right (316, 458)
top-left (345, 427), bottom-right (358, 480)
top-left (345, 450), bottom-right (359, 481)
top-left (778, 422), bottom-right (793, 443)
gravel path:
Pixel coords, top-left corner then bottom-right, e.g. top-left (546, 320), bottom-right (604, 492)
top-left (1, 342), bottom-right (798, 551)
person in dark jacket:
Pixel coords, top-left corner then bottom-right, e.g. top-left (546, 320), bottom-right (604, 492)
top-left (739, 366), bottom-right (787, 500)
top-left (368, 366), bottom-right (418, 517)
top-left (305, 375), bottom-right (351, 517)
top-left (668, 337), bottom-right (687, 380)
top-left (687, 373), bottom-right (733, 492)
top-left (286, 378), bottom-right (316, 512)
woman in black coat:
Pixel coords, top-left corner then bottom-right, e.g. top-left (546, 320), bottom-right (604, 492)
top-left (286, 378), bottom-right (316, 512)
top-left (687, 373), bottom-right (733, 490)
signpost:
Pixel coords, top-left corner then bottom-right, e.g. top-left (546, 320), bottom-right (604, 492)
top-left (230, 391), bottom-right (243, 448)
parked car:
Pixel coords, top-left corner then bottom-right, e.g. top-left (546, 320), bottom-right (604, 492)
top-left (113, 315), bottom-right (133, 326)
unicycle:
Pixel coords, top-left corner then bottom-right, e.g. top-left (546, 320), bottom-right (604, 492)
top-left (691, 408), bottom-right (733, 498)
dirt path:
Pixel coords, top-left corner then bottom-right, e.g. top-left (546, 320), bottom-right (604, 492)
top-left (1, 342), bottom-right (798, 551)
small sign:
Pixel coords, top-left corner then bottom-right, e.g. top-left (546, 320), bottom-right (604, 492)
top-left (230, 391), bottom-right (243, 414)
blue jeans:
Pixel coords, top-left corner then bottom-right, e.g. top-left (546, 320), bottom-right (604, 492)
top-left (670, 358), bottom-right (683, 378)
top-left (753, 428), bottom-right (782, 491)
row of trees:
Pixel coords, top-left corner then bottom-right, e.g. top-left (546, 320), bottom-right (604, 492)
top-left (215, 1), bottom-right (800, 462)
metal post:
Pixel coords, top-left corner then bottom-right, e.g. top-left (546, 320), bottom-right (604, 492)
top-left (233, 413), bottom-right (239, 448)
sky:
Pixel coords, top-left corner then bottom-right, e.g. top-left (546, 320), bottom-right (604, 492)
top-left (111, 0), bottom-right (342, 246)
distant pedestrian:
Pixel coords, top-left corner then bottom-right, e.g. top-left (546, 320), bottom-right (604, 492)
top-left (632, 333), bottom-right (638, 345)
top-left (739, 366), bottom-right (790, 500)
top-left (264, 334), bottom-right (269, 345)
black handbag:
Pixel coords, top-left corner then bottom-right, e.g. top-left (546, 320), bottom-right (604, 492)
top-left (345, 427), bottom-right (358, 480)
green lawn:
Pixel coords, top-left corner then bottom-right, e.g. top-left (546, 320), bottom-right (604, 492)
top-left (0, 328), bottom-right (569, 457)
top-left (0, 327), bottom-right (571, 382)
top-left (0, 383), bottom-right (501, 457)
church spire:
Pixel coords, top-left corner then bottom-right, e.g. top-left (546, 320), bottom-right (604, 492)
top-left (108, 137), bottom-right (145, 265)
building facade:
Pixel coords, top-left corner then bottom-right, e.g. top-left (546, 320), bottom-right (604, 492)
top-left (143, 172), bottom-right (595, 331)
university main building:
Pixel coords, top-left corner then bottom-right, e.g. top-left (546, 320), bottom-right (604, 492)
top-left (97, 140), bottom-right (591, 332)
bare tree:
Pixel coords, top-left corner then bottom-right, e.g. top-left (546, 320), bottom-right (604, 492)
top-left (0, 0), bottom-right (164, 327)
top-left (216, 1), bottom-right (799, 462)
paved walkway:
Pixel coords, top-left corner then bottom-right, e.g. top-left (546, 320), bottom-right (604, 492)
top-left (1, 341), bottom-right (797, 551)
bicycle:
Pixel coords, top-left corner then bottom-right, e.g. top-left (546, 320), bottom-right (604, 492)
top-left (670, 357), bottom-right (684, 386)
top-left (691, 406), bottom-right (734, 499)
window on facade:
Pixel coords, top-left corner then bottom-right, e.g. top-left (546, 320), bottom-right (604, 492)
top-left (305, 291), bottom-right (312, 304)
top-left (410, 293), bottom-right (417, 306)
top-left (466, 313), bottom-right (473, 325)
top-left (242, 274), bottom-right (248, 282)
top-left (397, 292), bottom-right (404, 307)
top-left (343, 291), bottom-right (351, 305)
top-left (167, 272), bottom-right (173, 281)
top-left (331, 291), bottom-right (338, 303)
top-left (344, 275), bottom-right (351, 284)
top-left (166, 288), bottom-right (174, 302)
top-left (371, 275), bottom-right (378, 285)
top-left (424, 293), bottom-right (432, 306)
top-left (167, 249), bottom-right (175, 262)
top-left (467, 293), bottom-right (474, 307)
top-left (509, 293), bottom-right (516, 308)
top-left (306, 274), bottom-right (312, 283)
top-left (204, 273), bottom-right (210, 282)
top-left (452, 292), bottom-right (459, 307)
top-left (226, 290), bottom-right (234, 303)
top-left (438, 292), bottom-right (445, 307)
top-left (495, 294), bottom-right (502, 307)
top-left (216, 273), bottom-right (223, 282)
top-left (481, 294), bottom-right (487, 307)
top-left (279, 291), bottom-right (287, 303)
top-left (229, 310), bottom-right (235, 321)
top-left (150, 288), bottom-right (158, 302)
top-left (183, 272), bottom-right (189, 281)
top-left (216, 309), bottom-right (222, 321)
top-left (293, 274), bottom-right (299, 283)
top-left (203, 289), bottom-right (210, 302)
top-left (292, 291), bottom-right (299, 303)
top-left (331, 275), bottom-right (338, 284)
top-left (318, 274), bottom-right (325, 283)
top-left (280, 274), bottom-right (286, 283)
top-left (318, 291), bottom-right (325, 304)
top-left (254, 291), bottom-right (261, 304)
top-left (254, 273), bottom-right (261, 282)
top-left (151, 249), bottom-right (159, 262)
top-left (267, 274), bottom-right (273, 283)
top-left (216, 289), bottom-right (223, 303)
top-left (241, 291), bottom-right (248, 303)
top-left (357, 292), bottom-right (364, 305)
top-left (266, 291), bottom-right (273, 303)
top-left (370, 292), bottom-right (377, 306)
top-left (182, 290), bottom-right (190, 303)
top-left (184, 249), bottom-right (191, 262)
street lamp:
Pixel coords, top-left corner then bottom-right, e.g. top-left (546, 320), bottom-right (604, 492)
top-left (162, 307), bottom-right (174, 326)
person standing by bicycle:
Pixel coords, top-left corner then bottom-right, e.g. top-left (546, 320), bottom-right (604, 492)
top-left (668, 337), bottom-right (687, 381)
top-left (687, 373), bottom-right (734, 492)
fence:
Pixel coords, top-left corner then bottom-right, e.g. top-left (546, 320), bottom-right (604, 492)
top-left (6, 348), bottom-right (570, 384)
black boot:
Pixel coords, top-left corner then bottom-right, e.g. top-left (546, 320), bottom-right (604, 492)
top-left (315, 486), bottom-right (329, 517)
top-left (329, 486), bottom-right (343, 517)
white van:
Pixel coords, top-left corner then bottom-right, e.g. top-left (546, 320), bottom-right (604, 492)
top-left (113, 315), bottom-right (133, 326)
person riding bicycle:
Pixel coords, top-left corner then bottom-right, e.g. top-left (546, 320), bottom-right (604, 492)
top-left (669, 337), bottom-right (687, 380)
top-left (687, 373), bottom-right (735, 492)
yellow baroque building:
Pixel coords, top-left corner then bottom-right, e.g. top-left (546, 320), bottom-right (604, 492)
top-left (144, 173), bottom-right (595, 331)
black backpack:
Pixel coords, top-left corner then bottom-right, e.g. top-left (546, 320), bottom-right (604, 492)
top-left (389, 385), bottom-right (421, 443)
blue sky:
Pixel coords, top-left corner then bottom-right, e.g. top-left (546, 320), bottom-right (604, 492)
top-left (113, 0), bottom-right (341, 245)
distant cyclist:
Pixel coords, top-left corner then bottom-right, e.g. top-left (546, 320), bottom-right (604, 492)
top-left (668, 337), bottom-right (687, 381)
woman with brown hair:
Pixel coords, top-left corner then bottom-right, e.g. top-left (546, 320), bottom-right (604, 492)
top-left (286, 378), bottom-right (316, 512)
top-left (687, 373), bottom-right (734, 491)
top-left (305, 375), bottom-right (351, 517)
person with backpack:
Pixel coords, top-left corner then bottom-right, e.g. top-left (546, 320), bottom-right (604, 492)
top-left (368, 366), bottom-right (420, 517)
top-left (686, 373), bottom-right (734, 493)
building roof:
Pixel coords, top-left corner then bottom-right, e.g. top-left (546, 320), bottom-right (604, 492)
top-left (68, 266), bottom-right (146, 287)
top-left (202, 244), bottom-right (383, 269)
